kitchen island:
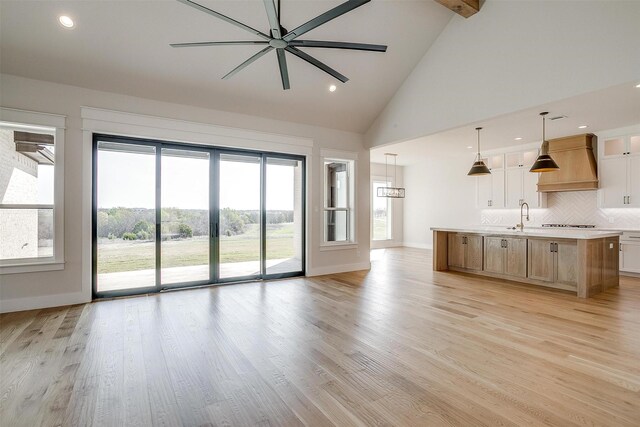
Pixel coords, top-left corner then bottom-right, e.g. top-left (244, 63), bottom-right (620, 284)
top-left (431, 227), bottom-right (622, 298)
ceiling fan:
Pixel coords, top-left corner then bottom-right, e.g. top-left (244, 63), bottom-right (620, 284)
top-left (171, 0), bottom-right (387, 90)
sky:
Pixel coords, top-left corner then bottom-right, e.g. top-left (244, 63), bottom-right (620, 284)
top-left (97, 149), bottom-right (297, 210)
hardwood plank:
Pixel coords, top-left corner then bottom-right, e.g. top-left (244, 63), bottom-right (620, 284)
top-left (1, 248), bottom-right (639, 426)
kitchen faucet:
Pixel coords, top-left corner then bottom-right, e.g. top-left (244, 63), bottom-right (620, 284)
top-left (517, 202), bottom-right (530, 231)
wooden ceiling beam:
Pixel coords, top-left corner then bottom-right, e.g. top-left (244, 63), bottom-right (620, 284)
top-left (434, 0), bottom-right (481, 18)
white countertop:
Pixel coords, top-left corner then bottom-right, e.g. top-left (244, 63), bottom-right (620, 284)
top-left (430, 226), bottom-right (623, 240)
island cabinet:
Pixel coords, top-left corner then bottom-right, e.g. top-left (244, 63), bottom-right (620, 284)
top-left (448, 233), bottom-right (483, 271)
top-left (432, 229), bottom-right (620, 298)
top-left (527, 238), bottom-right (578, 290)
top-left (484, 236), bottom-right (527, 278)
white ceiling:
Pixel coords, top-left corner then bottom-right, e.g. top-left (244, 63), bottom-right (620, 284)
top-left (0, 0), bottom-right (453, 133)
top-left (371, 82), bottom-right (640, 165)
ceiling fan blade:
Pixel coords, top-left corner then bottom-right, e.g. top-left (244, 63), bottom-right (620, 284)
top-left (170, 41), bottom-right (270, 48)
top-left (263, 0), bottom-right (281, 39)
top-left (282, 0), bottom-right (370, 42)
top-left (285, 46), bottom-right (348, 83)
top-left (222, 46), bottom-right (273, 80)
top-left (176, 0), bottom-right (271, 41)
top-left (276, 48), bottom-right (290, 90)
top-left (289, 40), bottom-right (387, 52)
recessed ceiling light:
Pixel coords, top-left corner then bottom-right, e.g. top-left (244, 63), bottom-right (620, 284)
top-left (328, 84), bottom-right (337, 92)
top-left (578, 125), bottom-right (588, 129)
top-left (636, 83), bottom-right (640, 88)
top-left (514, 137), bottom-right (523, 141)
top-left (466, 146), bottom-right (473, 149)
top-left (58, 15), bottom-right (74, 28)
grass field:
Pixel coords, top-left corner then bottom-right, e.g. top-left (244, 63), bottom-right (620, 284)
top-left (373, 217), bottom-right (389, 240)
top-left (97, 223), bottom-right (296, 274)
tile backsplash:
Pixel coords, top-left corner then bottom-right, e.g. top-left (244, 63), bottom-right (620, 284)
top-left (481, 191), bottom-right (640, 229)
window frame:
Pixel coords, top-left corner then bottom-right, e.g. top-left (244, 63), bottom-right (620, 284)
top-left (0, 108), bottom-right (65, 274)
top-left (320, 151), bottom-right (357, 248)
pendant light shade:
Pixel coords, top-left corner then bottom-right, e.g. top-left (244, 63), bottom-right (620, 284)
top-left (467, 127), bottom-right (491, 176)
top-left (530, 112), bottom-right (560, 173)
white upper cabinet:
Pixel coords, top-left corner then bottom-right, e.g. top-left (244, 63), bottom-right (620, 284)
top-left (504, 149), bottom-right (546, 208)
top-left (476, 155), bottom-right (505, 208)
top-left (477, 148), bottom-right (546, 209)
top-left (599, 130), bottom-right (640, 207)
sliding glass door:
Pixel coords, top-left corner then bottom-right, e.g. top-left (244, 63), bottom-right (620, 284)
top-left (93, 135), bottom-right (305, 298)
top-left (161, 147), bottom-right (211, 286)
top-left (218, 153), bottom-right (261, 281)
top-left (95, 141), bottom-right (157, 294)
top-left (265, 157), bottom-right (304, 275)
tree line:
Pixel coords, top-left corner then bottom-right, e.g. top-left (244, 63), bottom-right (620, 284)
top-left (97, 207), bottom-right (294, 240)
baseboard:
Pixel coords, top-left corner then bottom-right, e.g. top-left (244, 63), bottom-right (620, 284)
top-left (621, 271), bottom-right (640, 278)
top-left (403, 242), bottom-right (432, 250)
top-left (371, 240), bottom-right (404, 249)
top-left (306, 261), bottom-right (371, 277)
top-left (0, 291), bottom-right (90, 313)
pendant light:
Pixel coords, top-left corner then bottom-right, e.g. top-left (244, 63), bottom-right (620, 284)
top-left (377, 153), bottom-right (405, 198)
top-left (530, 112), bottom-right (559, 173)
top-left (467, 127), bottom-right (491, 176)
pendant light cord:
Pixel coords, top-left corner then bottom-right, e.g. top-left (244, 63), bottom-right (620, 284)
top-left (394, 155), bottom-right (397, 185)
top-left (540, 112), bottom-right (549, 155)
top-left (476, 127), bottom-right (482, 161)
top-left (385, 154), bottom-right (389, 187)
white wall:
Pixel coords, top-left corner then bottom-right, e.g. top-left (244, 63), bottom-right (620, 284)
top-left (402, 154), bottom-right (477, 249)
top-left (370, 162), bottom-right (404, 248)
top-left (366, 0), bottom-right (640, 148)
top-left (0, 74), bottom-right (371, 312)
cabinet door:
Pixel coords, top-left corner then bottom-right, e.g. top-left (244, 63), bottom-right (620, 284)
top-left (477, 175), bottom-right (492, 208)
top-left (523, 170), bottom-right (542, 207)
top-left (505, 168), bottom-right (523, 208)
top-left (599, 157), bottom-right (628, 208)
top-left (630, 135), bottom-right (640, 155)
top-left (555, 240), bottom-right (578, 287)
top-left (528, 239), bottom-right (554, 282)
top-left (621, 243), bottom-right (640, 273)
top-left (448, 234), bottom-right (465, 268)
top-left (602, 237), bottom-right (619, 288)
top-left (505, 237), bottom-right (527, 278)
top-left (491, 169), bottom-right (505, 208)
top-left (628, 156), bottom-right (640, 207)
top-left (465, 235), bottom-right (483, 271)
top-left (484, 237), bottom-right (505, 274)
top-left (602, 137), bottom-right (626, 158)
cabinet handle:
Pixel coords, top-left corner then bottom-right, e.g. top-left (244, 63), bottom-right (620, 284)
top-left (620, 243), bottom-right (622, 251)
top-left (554, 243), bottom-right (558, 252)
top-left (504, 239), bottom-right (508, 249)
top-left (550, 242), bottom-right (554, 253)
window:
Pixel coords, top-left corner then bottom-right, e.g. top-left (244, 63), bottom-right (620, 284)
top-left (323, 158), bottom-right (355, 244)
top-left (0, 108), bottom-right (65, 272)
top-left (372, 180), bottom-right (392, 241)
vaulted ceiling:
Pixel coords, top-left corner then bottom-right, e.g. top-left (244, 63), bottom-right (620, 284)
top-left (0, 1), bottom-right (453, 133)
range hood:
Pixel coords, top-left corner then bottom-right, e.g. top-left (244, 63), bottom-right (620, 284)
top-left (537, 133), bottom-right (598, 192)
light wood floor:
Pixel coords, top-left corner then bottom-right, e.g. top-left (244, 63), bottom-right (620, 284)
top-left (2, 248), bottom-right (640, 426)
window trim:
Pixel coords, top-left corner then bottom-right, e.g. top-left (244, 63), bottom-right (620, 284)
top-left (0, 107), bottom-right (66, 274)
top-left (320, 150), bottom-right (357, 248)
